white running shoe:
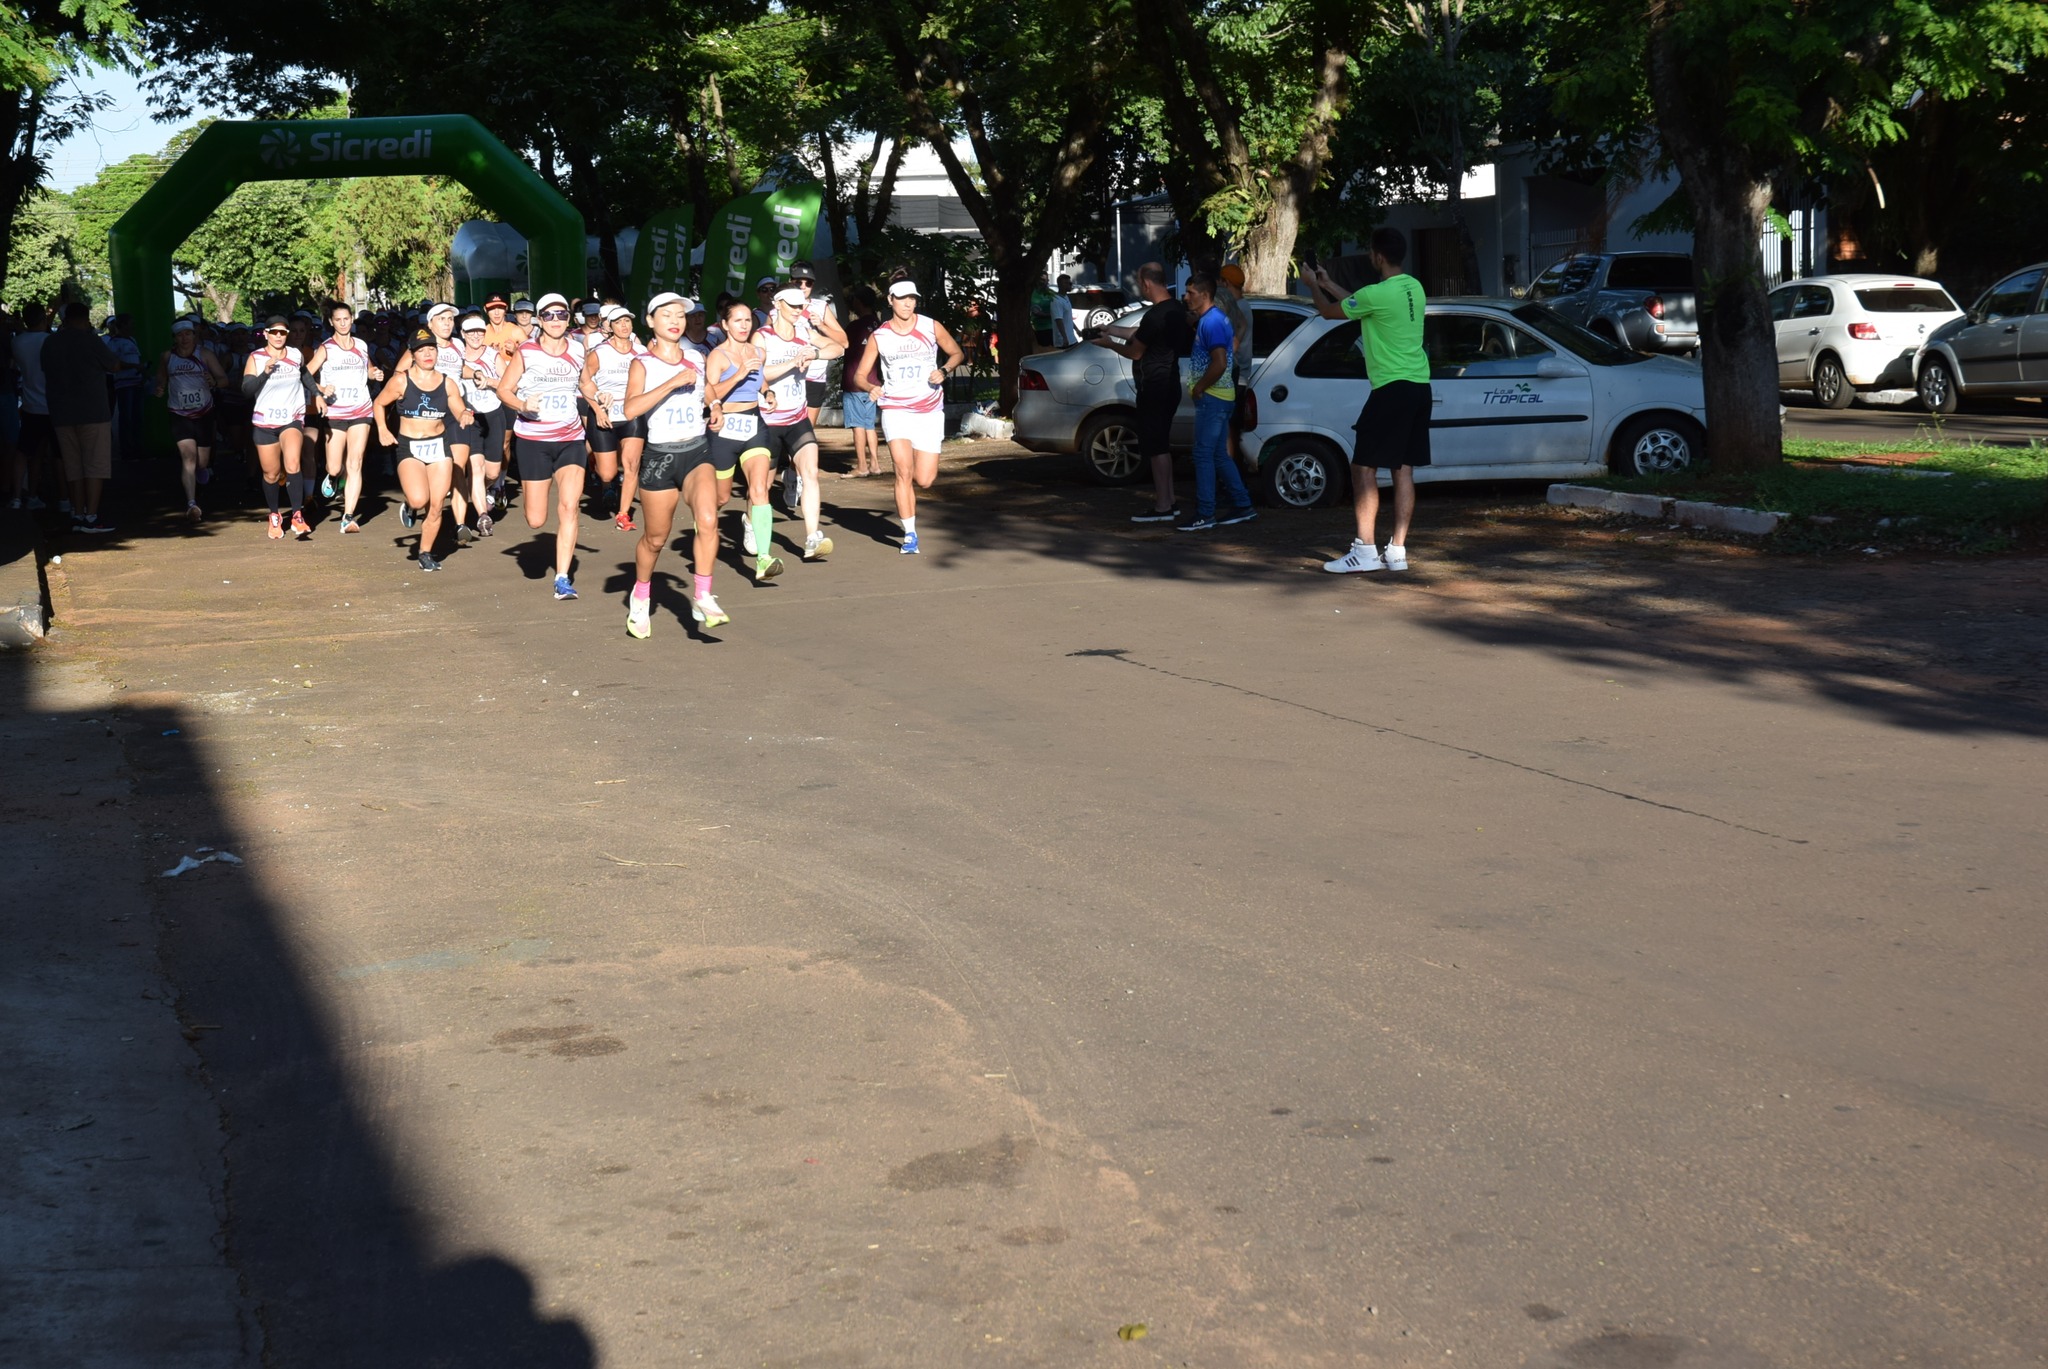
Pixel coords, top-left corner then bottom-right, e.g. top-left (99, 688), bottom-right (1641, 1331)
top-left (742, 516), bottom-right (759, 557)
top-left (1382, 543), bottom-right (1409, 571)
top-left (803, 532), bottom-right (831, 560)
top-left (692, 592), bottom-right (729, 627)
top-left (1323, 540), bottom-right (1385, 574)
top-left (626, 595), bottom-right (651, 639)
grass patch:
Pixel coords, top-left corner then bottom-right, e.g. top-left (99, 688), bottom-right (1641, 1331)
top-left (1596, 440), bottom-right (2047, 554)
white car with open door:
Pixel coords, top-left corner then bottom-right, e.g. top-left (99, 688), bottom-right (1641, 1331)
top-left (1244, 300), bottom-right (1709, 508)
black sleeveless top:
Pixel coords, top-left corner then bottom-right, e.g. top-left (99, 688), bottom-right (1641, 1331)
top-left (397, 371), bottom-right (452, 423)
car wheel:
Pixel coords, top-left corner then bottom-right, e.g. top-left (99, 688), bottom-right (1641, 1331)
top-left (1813, 354), bottom-right (1853, 409)
top-left (1083, 306), bottom-right (1118, 332)
top-left (1918, 356), bottom-right (1959, 415)
top-left (1610, 413), bottom-right (1704, 477)
top-left (1260, 437), bottom-right (1342, 509)
top-left (1077, 411), bottom-right (1145, 485)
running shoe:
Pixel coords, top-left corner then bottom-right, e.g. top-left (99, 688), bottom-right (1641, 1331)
top-left (755, 554), bottom-right (784, 582)
top-left (476, 511), bottom-right (493, 537)
top-left (626, 595), bottom-right (651, 639)
top-left (741, 517), bottom-right (759, 557)
top-left (1323, 540), bottom-right (1385, 574)
top-left (553, 574), bottom-right (577, 601)
top-left (417, 553), bottom-right (440, 572)
top-left (1130, 508), bottom-right (1178, 523)
top-left (691, 592), bottom-right (730, 628)
top-left (803, 532), bottom-right (832, 560)
top-left (187, 503), bottom-right (203, 523)
top-left (341, 516), bottom-right (361, 534)
top-left (900, 531), bottom-right (920, 555)
top-left (320, 475), bottom-right (337, 499)
top-left (6, 497), bottom-right (19, 510)
top-left (75, 514), bottom-right (114, 535)
top-left (25, 495), bottom-right (46, 510)
top-left (291, 510), bottom-right (312, 539)
top-left (1175, 515), bottom-right (1216, 533)
top-left (615, 510), bottom-right (636, 532)
top-left (267, 511), bottom-right (285, 540)
top-left (1217, 506), bottom-right (1259, 527)
top-left (1382, 544), bottom-right (1409, 571)
top-left (456, 524), bottom-right (475, 546)
top-left (399, 502), bottom-right (417, 529)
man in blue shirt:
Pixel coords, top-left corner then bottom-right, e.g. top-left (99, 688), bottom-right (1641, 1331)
top-left (1177, 273), bottom-right (1257, 532)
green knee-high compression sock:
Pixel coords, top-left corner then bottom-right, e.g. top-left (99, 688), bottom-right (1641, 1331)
top-left (750, 504), bottom-right (773, 564)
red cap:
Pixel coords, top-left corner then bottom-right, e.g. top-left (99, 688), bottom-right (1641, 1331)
top-left (484, 295), bottom-right (509, 309)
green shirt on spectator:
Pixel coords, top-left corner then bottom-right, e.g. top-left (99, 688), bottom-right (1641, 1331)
top-left (1339, 274), bottom-right (1430, 386)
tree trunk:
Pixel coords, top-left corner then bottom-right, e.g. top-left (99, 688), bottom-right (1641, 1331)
top-left (994, 267), bottom-right (1038, 419)
top-left (0, 90), bottom-right (47, 298)
top-left (1239, 189), bottom-right (1299, 295)
top-left (1687, 176), bottom-right (1780, 472)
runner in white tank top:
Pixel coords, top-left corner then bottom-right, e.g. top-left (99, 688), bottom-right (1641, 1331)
top-left (418, 303), bottom-right (482, 544)
top-left (243, 314), bottom-right (314, 541)
top-left (761, 288), bottom-right (836, 562)
top-left (580, 305), bottom-right (646, 531)
top-left (788, 261), bottom-right (847, 427)
top-left (304, 302), bottom-right (384, 533)
top-left (457, 315), bottom-right (507, 530)
top-left (852, 280), bottom-right (964, 554)
top-left (156, 320), bottom-right (226, 521)
top-left (494, 292), bottom-right (590, 600)
top-left (618, 292), bottom-right (729, 637)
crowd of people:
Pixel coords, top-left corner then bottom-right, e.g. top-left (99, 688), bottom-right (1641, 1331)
top-left (3, 229), bottom-right (1432, 636)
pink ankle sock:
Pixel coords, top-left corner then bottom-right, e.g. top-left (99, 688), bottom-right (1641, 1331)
top-left (694, 574), bottom-right (711, 599)
top-left (632, 580), bottom-right (651, 600)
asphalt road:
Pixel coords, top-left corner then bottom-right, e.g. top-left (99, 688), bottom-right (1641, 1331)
top-left (19, 439), bottom-right (2048, 1367)
top-left (1780, 393), bottom-right (2044, 446)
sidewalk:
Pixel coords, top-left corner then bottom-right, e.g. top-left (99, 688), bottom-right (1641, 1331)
top-left (0, 649), bottom-right (252, 1367)
top-left (0, 506), bottom-right (48, 645)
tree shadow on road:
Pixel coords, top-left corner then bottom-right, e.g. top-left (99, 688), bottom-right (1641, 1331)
top-left (37, 665), bottom-right (598, 1368)
top-left (934, 449), bottom-right (2048, 738)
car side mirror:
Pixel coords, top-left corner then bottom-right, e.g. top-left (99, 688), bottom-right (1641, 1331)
top-left (1534, 356), bottom-right (1574, 379)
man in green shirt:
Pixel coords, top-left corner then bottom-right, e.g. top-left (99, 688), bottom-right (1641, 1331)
top-left (1305, 227), bottom-right (1429, 573)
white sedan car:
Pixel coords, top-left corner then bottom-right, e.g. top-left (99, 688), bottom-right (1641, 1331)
top-left (1768, 274), bottom-right (1962, 408)
top-left (1245, 300), bottom-right (1709, 508)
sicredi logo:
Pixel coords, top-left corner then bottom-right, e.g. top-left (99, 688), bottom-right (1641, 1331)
top-left (258, 130), bottom-right (301, 169)
top-left (306, 128), bottom-right (435, 166)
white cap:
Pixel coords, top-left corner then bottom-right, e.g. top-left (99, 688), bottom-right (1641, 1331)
top-left (772, 287), bottom-right (806, 307)
top-left (581, 300), bottom-right (601, 315)
top-left (426, 302), bottom-right (457, 320)
top-left (888, 280), bottom-right (919, 299)
top-left (171, 318), bottom-right (196, 333)
top-left (458, 313), bottom-right (487, 332)
top-left (644, 292), bottom-right (692, 319)
top-left (756, 276), bottom-right (779, 290)
top-left (535, 293), bottom-right (569, 313)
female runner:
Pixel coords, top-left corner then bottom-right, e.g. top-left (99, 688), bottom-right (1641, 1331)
top-left (495, 292), bottom-right (590, 601)
top-left (242, 315), bottom-right (313, 540)
top-left (417, 303), bottom-right (480, 541)
top-left (758, 287), bottom-right (833, 561)
top-left (457, 313), bottom-right (507, 527)
top-left (305, 301), bottom-right (383, 533)
top-left (852, 281), bottom-right (965, 554)
top-left (702, 300), bottom-right (784, 583)
top-left (581, 304), bottom-right (645, 531)
top-left (370, 328), bottom-right (471, 572)
top-left (618, 292), bottom-right (726, 637)
top-left (154, 319), bottom-right (226, 521)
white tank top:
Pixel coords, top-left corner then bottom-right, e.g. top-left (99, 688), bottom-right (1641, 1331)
top-left (873, 317), bottom-right (941, 414)
top-left (461, 348), bottom-right (502, 413)
top-left (803, 299), bottom-right (833, 381)
top-left (640, 343), bottom-right (708, 446)
top-left (759, 322), bottom-right (811, 427)
top-left (320, 337), bottom-right (373, 419)
top-left (252, 347), bottom-right (305, 427)
top-left (166, 353), bottom-right (213, 417)
top-left (513, 340), bottom-right (584, 442)
top-left (590, 339), bottom-right (638, 421)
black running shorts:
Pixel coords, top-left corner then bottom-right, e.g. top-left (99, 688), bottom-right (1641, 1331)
top-left (637, 439), bottom-right (716, 493)
top-left (170, 412), bottom-right (215, 446)
top-left (1352, 380), bottom-right (1433, 469)
top-left (516, 437), bottom-right (588, 482)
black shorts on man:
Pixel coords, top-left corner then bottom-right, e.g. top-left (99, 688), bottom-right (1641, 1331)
top-left (515, 437), bottom-right (588, 482)
top-left (1134, 379), bottom-right (1177, 456)
top-left (1352, 379), bottom-right (1433, 469)
top-left (637, 439), bottom-right (715, 493)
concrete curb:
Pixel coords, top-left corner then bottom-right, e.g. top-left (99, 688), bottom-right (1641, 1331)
top-left (0, 509), bottom-right (49, 648)
top-left (1547, 484), bottom-right (1785, 537)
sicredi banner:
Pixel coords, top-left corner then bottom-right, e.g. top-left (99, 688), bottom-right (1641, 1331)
top-left (704, 183), bottom-right (823, 300)
top-left (626, 205), bottom-right (695, 308)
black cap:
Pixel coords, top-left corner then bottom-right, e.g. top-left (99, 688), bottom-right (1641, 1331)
top-left (788, 261), bottom-right (817, 283)
top-left (410, 328), bottom-right (438, 351)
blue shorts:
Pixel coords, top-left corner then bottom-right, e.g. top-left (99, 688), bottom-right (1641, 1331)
top-left (841, 390), bottom-right (877, 430)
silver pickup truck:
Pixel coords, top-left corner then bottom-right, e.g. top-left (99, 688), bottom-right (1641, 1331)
top-left (1527, 252), bottom-right (1700, 356)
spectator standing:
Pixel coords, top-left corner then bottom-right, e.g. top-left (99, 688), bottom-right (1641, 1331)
top-left (1176, 273), bottom-right (1256, 532)
top-left (106, 314), bottom-right (145, 460)
top-left (1306, 227), bottom-right (1429, 573)
top-left (1214, 265), bottom-right (1252, 466)
top-left (838, 286), bottom-right (885, 478)
top-left (1091, 261), bottom-right (1189, 521)
top-left (42, 301), bottom-right (120, 532)
top-left (10, 304), bottom-right (52, 511)
top-left (1050, 274), bottom-right (1078, 348)
top-left (1030, 282), bottom-right (1054, 348)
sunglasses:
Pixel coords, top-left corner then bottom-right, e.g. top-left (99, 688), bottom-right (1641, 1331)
top-left (264, 328), bottom-right (288, 336)
top-left (539, 309), bottom-right (570, 321)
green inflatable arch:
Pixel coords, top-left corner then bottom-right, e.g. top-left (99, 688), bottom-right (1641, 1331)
top-left (110, 114), bottom-right (585, 450)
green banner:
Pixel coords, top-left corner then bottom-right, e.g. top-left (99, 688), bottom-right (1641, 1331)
top-left (625, 205), bottom-right (694, 307)
top-left (704, 182), bottom-right (823, 301)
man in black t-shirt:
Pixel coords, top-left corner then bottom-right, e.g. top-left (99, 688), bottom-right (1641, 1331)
top-left (1092, 261), bottom-right (1191, 522)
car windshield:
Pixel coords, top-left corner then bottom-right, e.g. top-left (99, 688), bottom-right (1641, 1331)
top-left (1511, 304), bottom-right (1646, 365)
top-left (1853, 287), bottom-right (1958, 314)
top-left (1606, 255), bottom-right (1694, 290)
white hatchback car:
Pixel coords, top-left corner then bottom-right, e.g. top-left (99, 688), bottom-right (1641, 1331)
top-left (1243, 300), bottom-right (1709, 508)
top-left (1767, 274), bottom-right (1962, 408)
